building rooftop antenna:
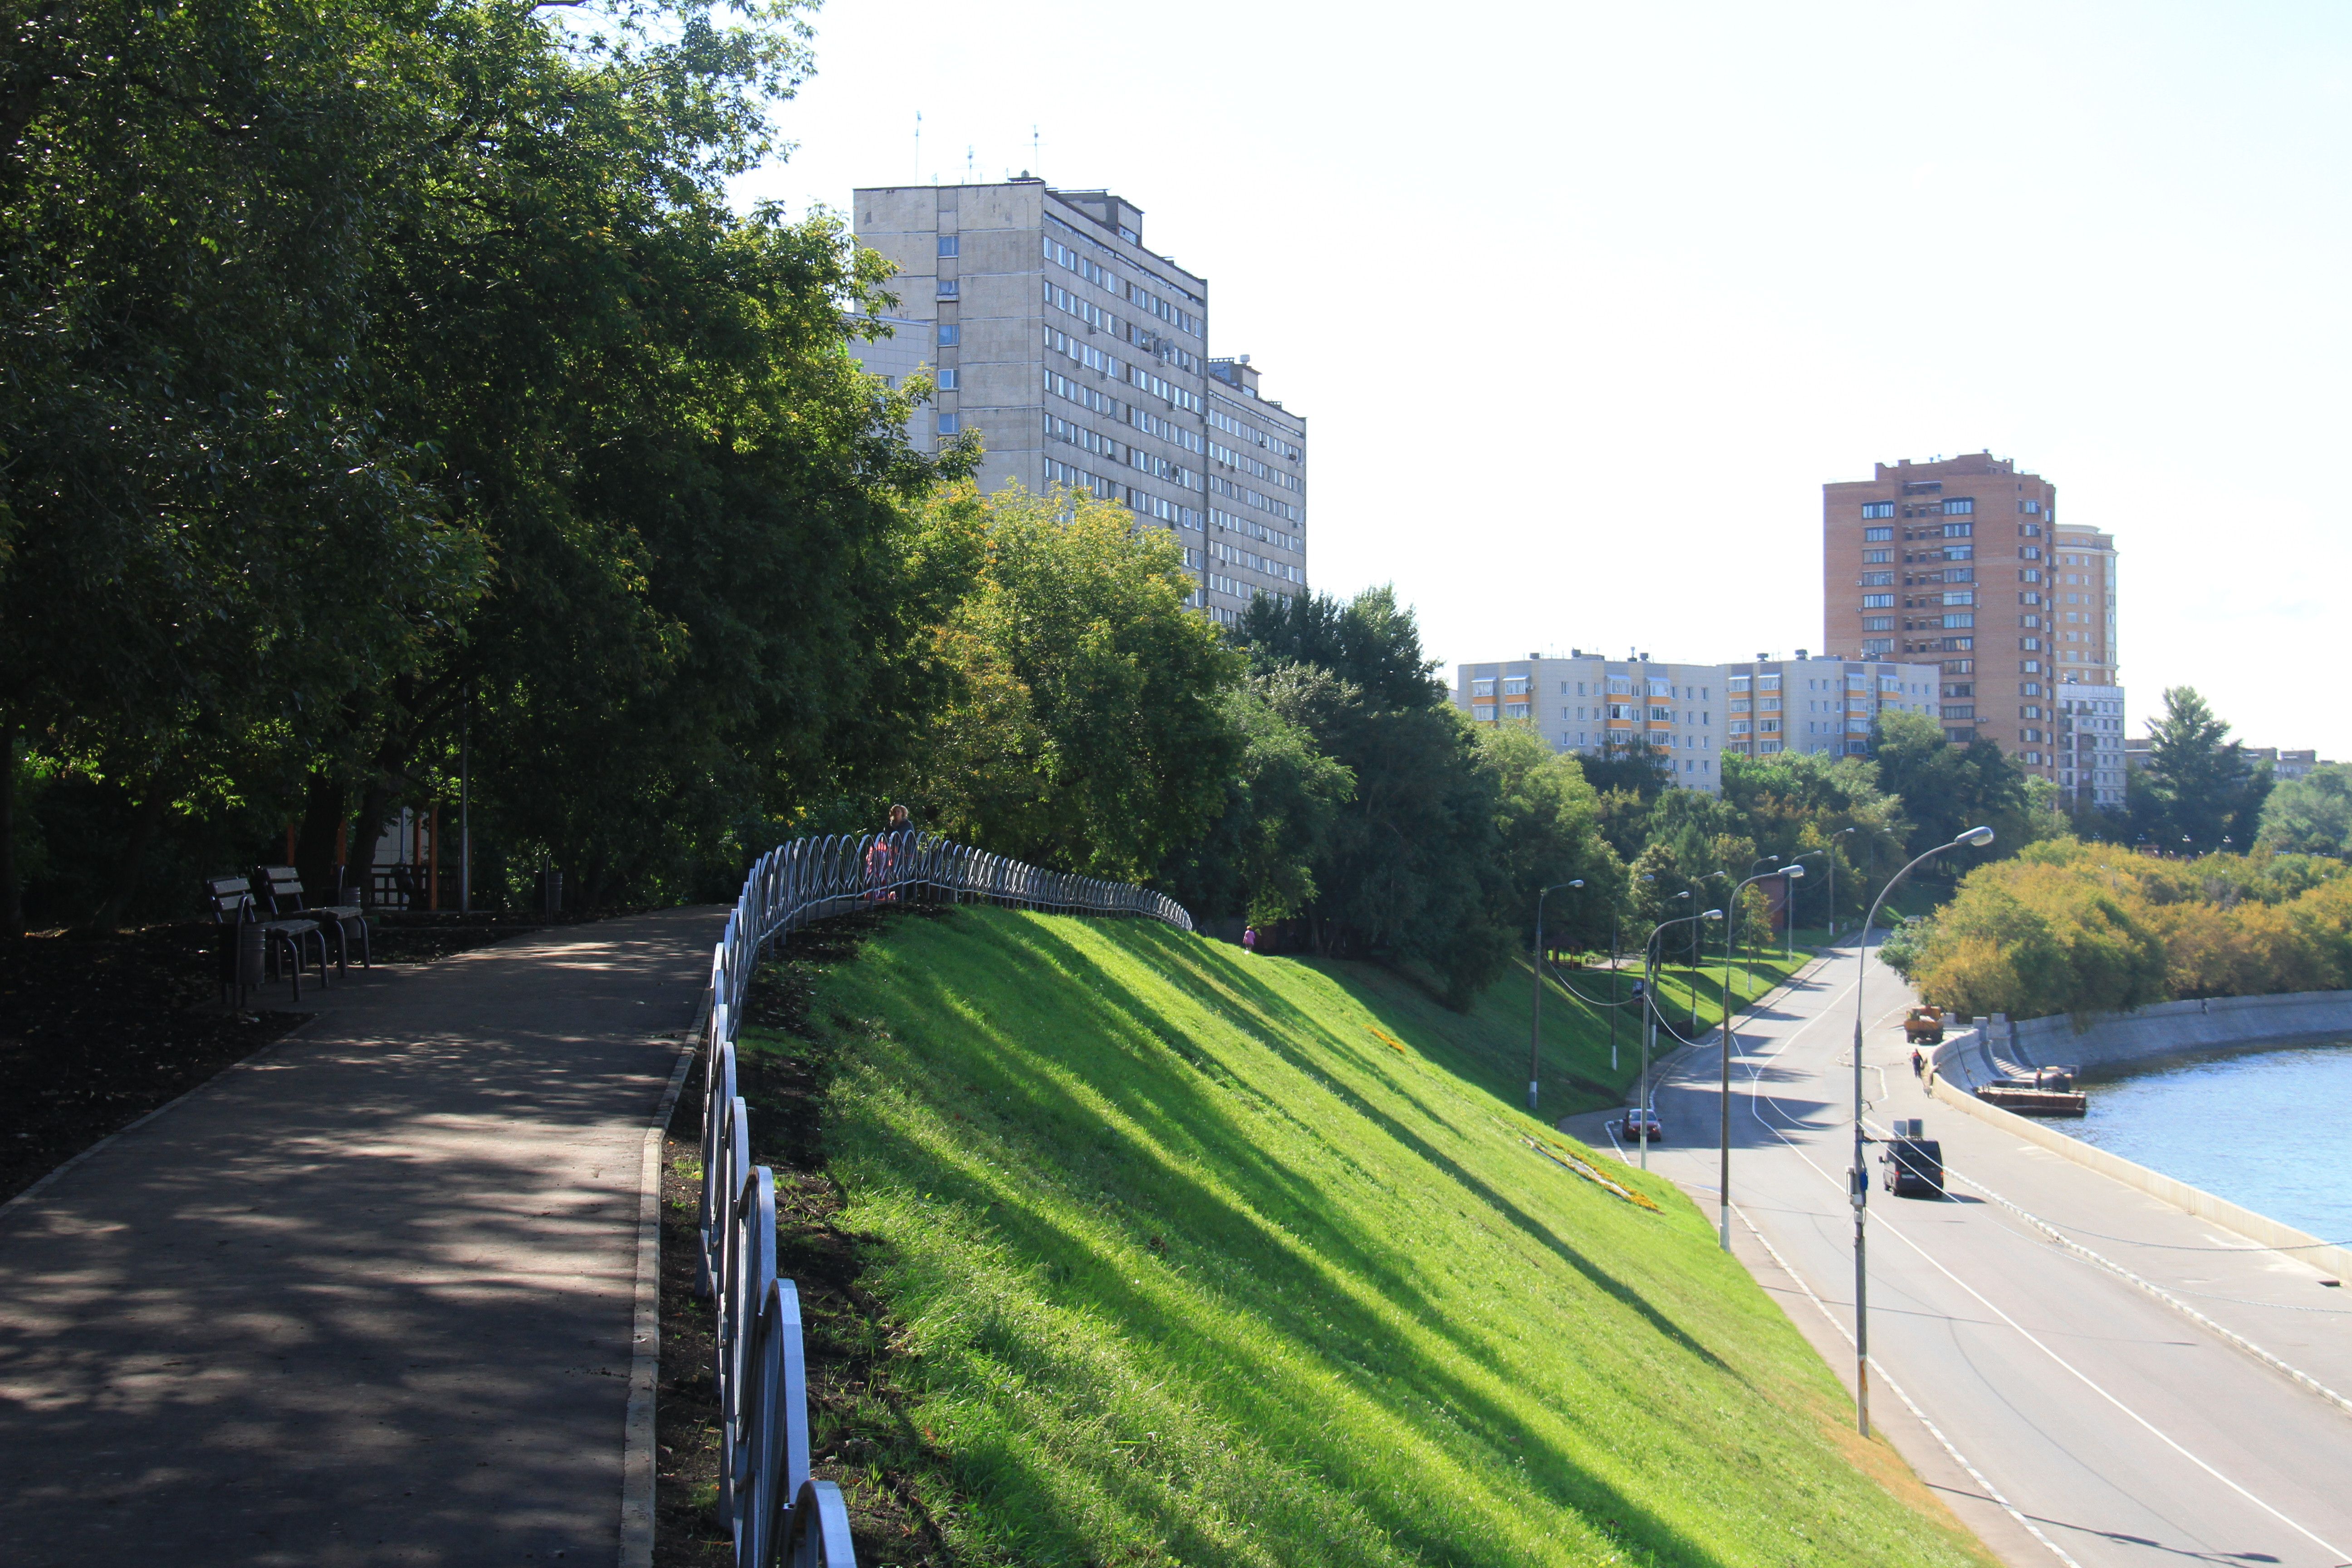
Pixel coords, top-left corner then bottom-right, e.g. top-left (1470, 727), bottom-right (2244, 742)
top-left (913, 110), bottom-right (921, 183)
top-left (1033, 123), bottom-right (1041, 178)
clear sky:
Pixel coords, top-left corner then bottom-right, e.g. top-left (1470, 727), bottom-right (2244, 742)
top-left (737, 0), bottom-right (2352, 757)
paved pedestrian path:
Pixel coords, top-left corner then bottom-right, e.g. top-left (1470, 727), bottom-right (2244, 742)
top-left (0, 907), bottom-right (718, 1567)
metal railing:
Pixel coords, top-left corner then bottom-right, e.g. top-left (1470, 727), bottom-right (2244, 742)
top-left (691, 830), bottom-right (1191, 1566)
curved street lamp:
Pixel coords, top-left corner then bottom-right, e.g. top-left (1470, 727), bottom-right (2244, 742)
top-left (1612, 872), bottom-right (1656, 1071)
top-left (1849, 824), bottom-right (1993, 1436)
top-left (1717, 862), bottom-right (1802, 1250)
top-left (1638, 907), bottom-right (1722, 1170)
top-left (1828, 827), bottom-right (1859, 944)
top-left (1782, 848), bottom-right (1829, 963)
top-left (1529, 879), bottom-right (1585, 1112)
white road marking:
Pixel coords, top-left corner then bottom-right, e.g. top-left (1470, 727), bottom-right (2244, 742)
top-left (1717, 972), bottom-right (2352, 1565)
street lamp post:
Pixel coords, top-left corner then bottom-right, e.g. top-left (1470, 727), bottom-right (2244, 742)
top-left (1719, 864), bottom-right (1802, 1251)
top-left (1612, 872), bottom-right (1656, 1073)
top-left (1669, 888), bottom-right (1694, 1034)
top-left (1779, 848), bottom-right (1828, 965)
top-left (1828, 828), bottom-right (1857, 946)
top-left (1529, 879), bottom-right (1585, 1112)
top-left (1642, 906), bottom-right (1723, 1171)
top-left (1849, 824), bottom-right (1994, 1436)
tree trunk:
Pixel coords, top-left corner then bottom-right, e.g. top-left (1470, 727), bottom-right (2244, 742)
top-left (0, 715), bottom-right (20, 936)
top-left (348, 779), bottom-right (398, 907)
top-left (294, 769), bottom-right (345, 898)
top-left (88, 778), bottom-right (172, 933)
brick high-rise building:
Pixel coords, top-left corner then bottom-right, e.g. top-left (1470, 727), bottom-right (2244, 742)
top-left (1824, 453), bottom-right (2125, 809)
top-left (850, 178), bottom-right (1308, 626)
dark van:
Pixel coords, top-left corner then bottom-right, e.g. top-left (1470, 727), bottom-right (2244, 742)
top-left (1879, 1137), bottom-right (1945, 1197)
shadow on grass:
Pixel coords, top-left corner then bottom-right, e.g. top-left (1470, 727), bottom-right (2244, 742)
top-left (799, 907), bottom-right (1802, 1568)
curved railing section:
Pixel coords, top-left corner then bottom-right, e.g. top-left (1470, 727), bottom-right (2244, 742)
top-left (690, 830), bottom-right (1191, 1566)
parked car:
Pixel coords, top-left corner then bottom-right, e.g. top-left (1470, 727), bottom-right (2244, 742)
top-left (1879, 1136), bottom-right (1945, 1197)
top-left (1616, 1107), bottom-right (1663, 1144)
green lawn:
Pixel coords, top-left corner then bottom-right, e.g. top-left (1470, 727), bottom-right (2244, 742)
top-left (747, 907), bottom-right (1984, 1568)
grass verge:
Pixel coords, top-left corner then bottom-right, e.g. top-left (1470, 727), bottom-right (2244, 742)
top-left (711, 905), bottom-right (1990, 1568)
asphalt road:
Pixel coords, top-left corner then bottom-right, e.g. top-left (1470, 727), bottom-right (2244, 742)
top-left (1563, 941), bottom-right (2352, 1568)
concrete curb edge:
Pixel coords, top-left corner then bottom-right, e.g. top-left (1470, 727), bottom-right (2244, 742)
top-left (1924, 1069), bottom-right (2352, 1286)
top-left (621, 1035), bottom-right (700, 1568)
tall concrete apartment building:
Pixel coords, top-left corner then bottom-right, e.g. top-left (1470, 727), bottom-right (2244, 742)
top-left (1450, 651), bottom-right (1940, 794)
top-left (851, 179), bottom-right (1308, 624)
top-left (1824, 454), bottom-right (2126, 810)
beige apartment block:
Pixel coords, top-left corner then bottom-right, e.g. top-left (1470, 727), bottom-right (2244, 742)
top-left (1450, 651), bottom-right (1940, 794)
top-left (850, 179), bottom-right (1308, 625)
top-left (1719, 654), bottom-right (1942, 760)
top-left (1456, 653), bottom-right (1731, 792)
top-left (1824, 452), bottom-right (2125, 808)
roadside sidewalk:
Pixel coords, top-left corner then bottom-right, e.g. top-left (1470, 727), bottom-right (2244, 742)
top-left (0, 906), bottom-right (717, 1567)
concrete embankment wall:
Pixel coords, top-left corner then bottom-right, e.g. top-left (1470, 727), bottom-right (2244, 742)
top-left (2008, 989), bottom-right (2352, 1073)
top-left (1923, 1004), bottom-right (2352, 1283)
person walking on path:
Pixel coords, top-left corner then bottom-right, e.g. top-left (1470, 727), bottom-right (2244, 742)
top-left (1242, 925), bottom-right (1258, 955)
top-left (866, 804), bottom-right (911, 902)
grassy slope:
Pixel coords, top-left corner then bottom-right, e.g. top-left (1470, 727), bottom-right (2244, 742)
top-left (753, 908), bottom-right (1985, 1568)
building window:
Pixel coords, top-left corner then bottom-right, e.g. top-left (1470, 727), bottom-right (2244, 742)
top-left (1863, 549), bottom-right (1891, 564)
top-left (1502, 676), bottom-right (1530, 695)
top-left (1862, 616), bottom-right (1893, 631)
top-left (1941, 521), bottom-right (1973, 538)
top-left (937, 323), bottom-right (960, 347)
top-left (937, 235), bottom-right (960, 257)
top-left (1942, 497), bottom-right (1975, 515)
top-left (1862, 502), bottom-right (1895, 519)
top-left (1864, 525), bottom-right (1894, 541)
top-left (1470, 678), bottom-right (1495, 696)
top-left (936, 278), bottom-right (959, 299)
top-left (936, 368), bottom-right (958, 391)
top-left (1942, 590), bottom-right (1973, 606)
top-left (1504, 702), bottom-right (1530, 719)
top-left (936, 412), bottom-right (960, 435)
top-left (1861, 571), bottom-right (1895, 586)
top-left (1862, 593), bottom-right (1894, 608)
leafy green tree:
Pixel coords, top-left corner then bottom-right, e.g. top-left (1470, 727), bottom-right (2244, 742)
top-left (2258, 763), bottom-right (2352, 857)
top-left (1904, 858), bottom-right (2168, 1019)
top-left (0, 0), bottom-right (490, 926)
top-left (1870, 709), bottom-right (2036, 872)
top-left (323, 0), bottom-right (969, 906)
top-left (1234, 587), bottom-right (1512, 1006)
top-left (2127, 687), bottom-right (2272, 853)
top-left (915, 486), bottom-right (1242, 881)
top-left (1475, 724), bottom-right (1623, 956)
top-left (1159, 666), bottom-right (1356, 923)
top-left (1717, 749), bottom-right (1901, 928)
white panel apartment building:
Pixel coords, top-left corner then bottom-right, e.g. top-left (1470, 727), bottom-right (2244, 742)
top-left (1453, 652), bottom-right (1942, 794)
top-left (851, 179), bottom-right (1307, 624)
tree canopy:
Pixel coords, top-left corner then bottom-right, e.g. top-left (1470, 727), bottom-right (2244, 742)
top-left (2126, 686), bottom-right (2272, 852)
top-left (2258, 763), bottom-right (2352, 858)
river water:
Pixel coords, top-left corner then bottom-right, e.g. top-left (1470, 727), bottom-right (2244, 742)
top-left (2072, 1041), bottom-right (2352, 1247)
